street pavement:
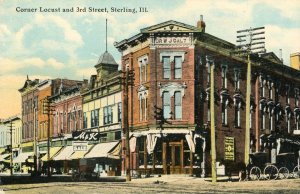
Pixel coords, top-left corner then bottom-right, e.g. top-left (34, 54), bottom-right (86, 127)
top-left (0, 174), bottom-right (299, 194)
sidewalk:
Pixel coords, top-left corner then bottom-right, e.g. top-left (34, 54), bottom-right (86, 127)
top-left (130, 174), bottom-right (238, 184)
top-left (0, 173), bottom-right (237, 185)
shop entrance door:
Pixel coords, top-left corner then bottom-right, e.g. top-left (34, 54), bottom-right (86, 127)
top-left (169, 142), bottom-right (183, 174)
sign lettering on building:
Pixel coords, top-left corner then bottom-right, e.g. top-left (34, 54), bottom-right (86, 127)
top-left (154, 37), bottom-right (191, 45)
top-left (72, 131), bottom-right (106, 141)
top-left (72, 141), bottom-right (88, 151)
top-left (224, 137), bottom-right (235, 161)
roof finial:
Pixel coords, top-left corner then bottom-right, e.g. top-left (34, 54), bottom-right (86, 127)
top-left (106, 18), bottom-right (107, 52)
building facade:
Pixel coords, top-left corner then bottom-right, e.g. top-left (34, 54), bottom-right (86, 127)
top-left (115, 19), bottom-right (300, 176)
top-left (0, 115), bottom-right (22, 172)
top-left (18, 76), bottom-right (39, 173)
top-left (80, 51), bottom-right (122, 176)
top-left (47, 79), bottom-right (84, 174)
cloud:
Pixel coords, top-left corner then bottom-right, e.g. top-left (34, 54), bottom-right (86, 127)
top-left (0, 24), bottom-right (11, 39)
top-left (0, 57), bottom-right (65, 74)
top-left (47, 58), bottom-right (64, 69)
top-left (35, 15), bottom-right (83, 45)
top-left (263, 0), bottom-right (300, 21)
top-left (265, 25), bottom-right (300, 65)
top-left (23, 57), bottom-right (45, 68)
top-left (14, 24), bottom-right (33, 51)
top-left (76, 67), bottom-right (95, 79)
top-left (0, 74), bottom-right (52, 118)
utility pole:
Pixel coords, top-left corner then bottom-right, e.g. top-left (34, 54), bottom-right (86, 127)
top-left (8, 122), bottom-right (14, 176)
top-left (209, 58), bottom-right (217, 183)
top-left (42, 97), bottom-right (52, 177)
top-left (236, 27), bottom-right (265, 166)
top-left (33, 106), bottom-right (38, 176)
top-left (123, 67), bottom-right (134, 181)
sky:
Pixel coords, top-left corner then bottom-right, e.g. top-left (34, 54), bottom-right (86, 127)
top-left (0, 0), bottom-right (299, 119)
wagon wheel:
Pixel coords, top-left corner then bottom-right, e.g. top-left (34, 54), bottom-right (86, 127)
top-left (293, 165), bottom-right (300, 179)
top-left (249, 166), bottom-right (261, 181)
top-left (278, 167), bottom-right (289, 179)
top-left (263, 164), bottom-right (278, 180)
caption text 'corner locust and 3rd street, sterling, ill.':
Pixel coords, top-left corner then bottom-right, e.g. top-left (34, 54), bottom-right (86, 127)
top-left (15, 6), bottom-right (148, 14)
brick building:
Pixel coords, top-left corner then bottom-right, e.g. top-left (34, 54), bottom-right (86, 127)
top-left (18, 77), bottom-right (84, 173)
top-left (18, 76), bottom-right (39, 172)
top-left (115, 19), bottom-right (300, 176)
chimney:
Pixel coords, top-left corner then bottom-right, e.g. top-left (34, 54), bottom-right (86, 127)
top-left (290, 52), bottom-right (300, 70)
top-left (197, 15), bottom-right (206, 32)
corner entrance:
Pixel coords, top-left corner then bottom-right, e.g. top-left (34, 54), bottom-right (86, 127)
top-left (164, 140), bottom-right (184, 174)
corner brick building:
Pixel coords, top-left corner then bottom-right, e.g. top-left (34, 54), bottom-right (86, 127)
top-left (115, 18), bottom-right (300, 177)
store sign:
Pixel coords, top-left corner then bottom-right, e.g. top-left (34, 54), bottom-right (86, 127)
top-left (72, 141), bottom-right (88, 151)
top-left (154, 37), bottom-right (191, 45)
top-left (72, 131), bottom-right (106, 141)
top-left (224, 137), bottom-right (235, 161)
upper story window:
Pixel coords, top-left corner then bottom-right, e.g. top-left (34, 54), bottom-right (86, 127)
top-left (174, 56), bottom-right (182, 79)
top-left (83, 112), bottom-right (87, 129)
top-left (221, 94), bottom-right (229, 125)
top-left (295, 88), bottom-right (299, 107)
top-left (259, 75), bottom-right (266, 97)
top-left (286, 84), bottom-right (290, 104)
top-left (60, 112), bottom-right (64, 131)
top-left (163, 91), bottom-right (171, 119)
top-left (138, 85), bottom-right (148, 122)
top-left (160, 51), bottom-right (185, 80)
top-left (259, 99), bottom-right (267, 130)
top-left (118, 102), bottom-right (122, 123)
top-left (234, 69), bottom-right (241, 91)
top-left (286, 108), bottom-right (291, 133)
top-left (275, 89), bottom-right (279, 102)
top-left (91, 109), bottom-right (99, 128)
top-left (234, 97), bottom-right (241, 128)
top-left (221, 65), bottom-right (227, 89)
top-left (163, 57), bottom-right (171, 79)
top-left (78, 110), bottom-right (82, 130)
top-left (104, 106), bottom-right (113, 125)
top-left (159, 82), bottom-right (186, 121)
top-left (174, 91), bottom-right (182, 119)
top-left (206, 61), bottom-right (211, 86)
top-left (138, 55), bottom-right (148, 83)
top-left (268, 81), bottom-right (273, 100)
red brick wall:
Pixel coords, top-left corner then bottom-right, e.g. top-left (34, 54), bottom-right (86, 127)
top-left (122, 46), bottom-right (195, 129)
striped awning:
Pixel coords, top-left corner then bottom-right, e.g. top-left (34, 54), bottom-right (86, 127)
top-left (68, 145), bottom-right (93, 160)
top-left (52, 146), bottom-right (74, 161)
top-left (0, 153), bottom-right (10, 162)
top-left (13, 152), bottom-right (33, 163)
top-left (84, 141), bottom-right (120, 159)
top-left (41, 147), bottom-right (62, 162)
